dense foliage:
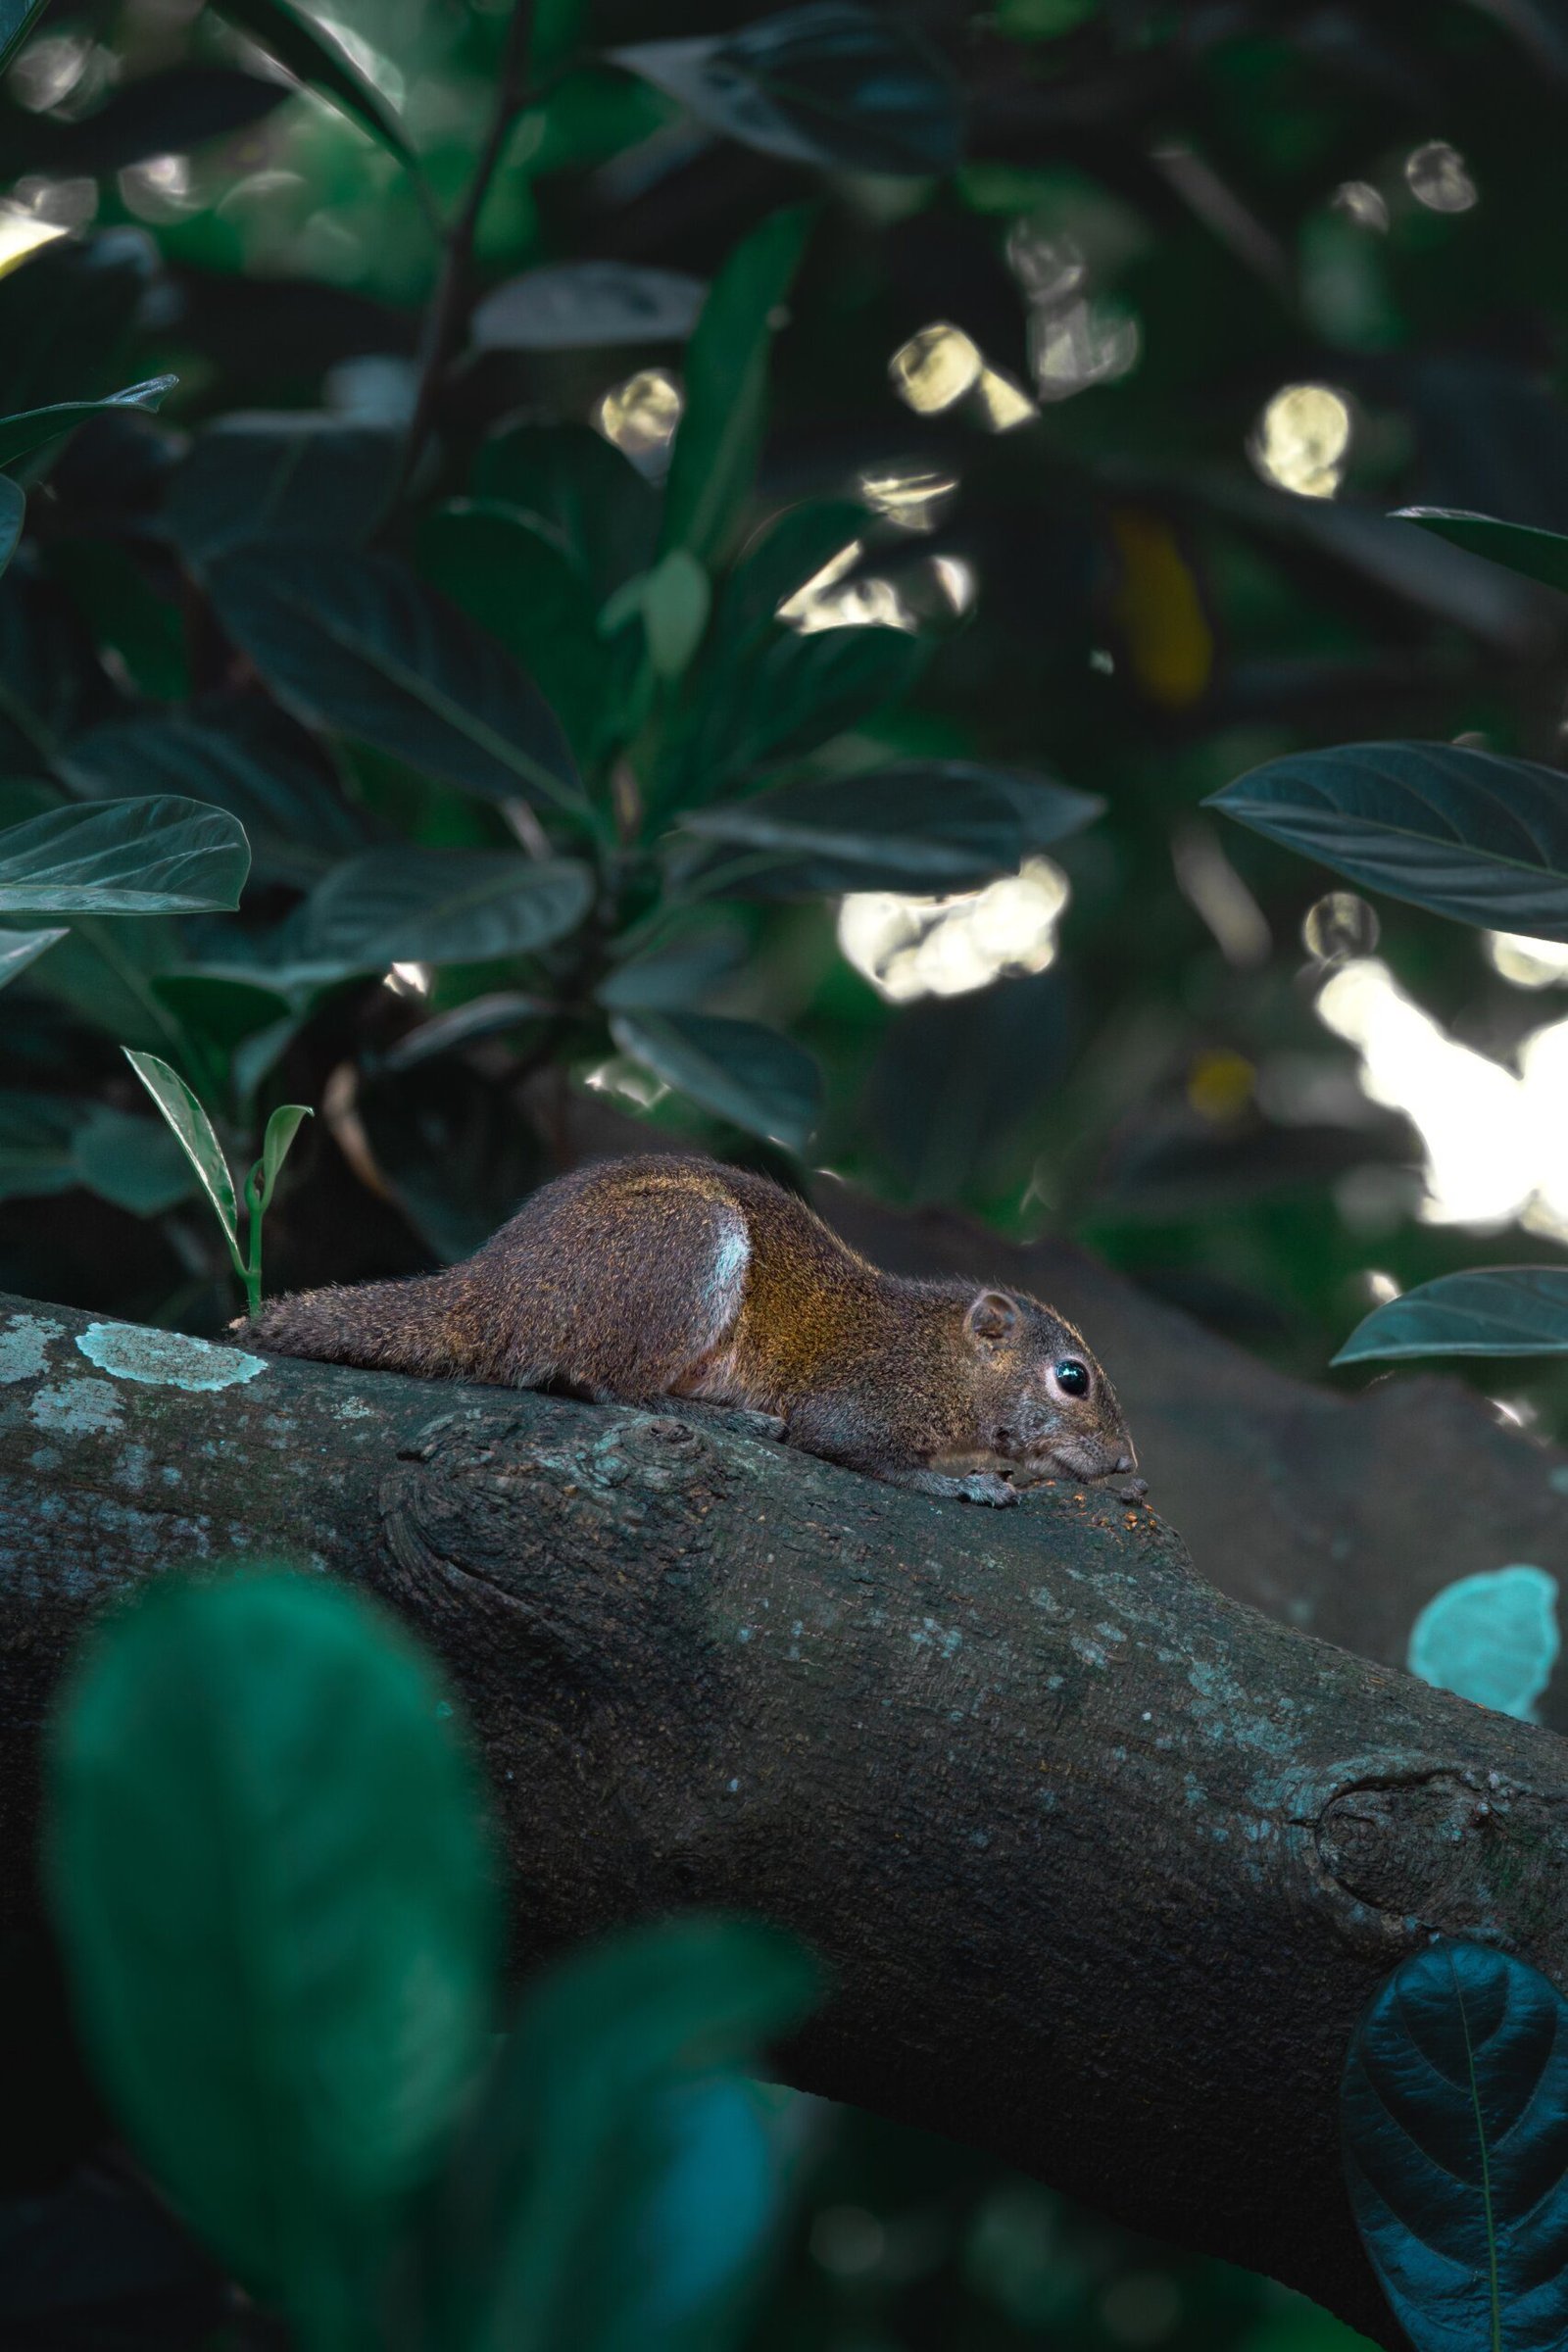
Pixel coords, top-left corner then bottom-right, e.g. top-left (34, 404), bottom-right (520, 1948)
top-left (8, 0), bottom-right (1568, 2342)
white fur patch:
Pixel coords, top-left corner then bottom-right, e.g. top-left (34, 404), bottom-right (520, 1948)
top-left (705, 1217), bottom-right (752, 1337)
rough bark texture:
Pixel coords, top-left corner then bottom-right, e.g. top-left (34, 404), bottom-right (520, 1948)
top-left (5, 1289), bottom-right (1568, 2347)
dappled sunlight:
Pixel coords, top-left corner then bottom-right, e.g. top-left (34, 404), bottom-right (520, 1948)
top-left (838, 859), bottom-right (1069, 1003)
top-left (1249, 383), bottom-right (1352, 498)
top-left (1317, 956), bottom-right (1568, 1235)
top-left (888, 322), bottom-right (983, 414)
top-left (1486, 932), bottom-right (1568, 988)
top-left (592, 367), bottom-right (683, 476)
top-left (1405, 140), bottom-right (1476, 213)
top-left (776, 541), bottom-right (918, 634)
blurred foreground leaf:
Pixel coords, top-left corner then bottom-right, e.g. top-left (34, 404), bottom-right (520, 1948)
top-left (1334, 1267), bottom-right (1568, 1362)
top-left (46, 1570), bottom-right (497, 2340)
top-left (1343, 1939), bottom-right (1568, 2352)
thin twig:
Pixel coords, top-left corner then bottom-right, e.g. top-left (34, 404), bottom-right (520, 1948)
top-left (402, 0), bottom-right (538, 483)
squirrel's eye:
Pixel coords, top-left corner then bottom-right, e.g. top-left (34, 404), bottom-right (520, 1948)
top-left (1053, 1358), bottom-right (1090, 1398)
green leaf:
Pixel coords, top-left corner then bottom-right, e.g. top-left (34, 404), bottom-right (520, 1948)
top-left (597, 918), bottom-right (747, 1011)
top-left (661, 623), bottom-right (929, 810)
top-left (0, 375), bottom-right (176, 468)
top-left (168, 416), bottom-right (401, 561)
top-left (405, 1918), bottom-right (818, 2352)
top-left (61, 706), bottom-right (369, 889)
top-left (661, 206), bottom-right (813, 567)
top-left (73, 1104), bottom-right (202, 1216)
top-left (0, 797), bottom-right (250, 914)
top-left (0, 1089), bottom-right (87, 1202)
top-left (1396, 508), bottom-right (1568, 597)
top-left (1342, 1938), bottom-right (1568, 2352)
top-left (470, 423), bottom-right (658, 602)
top-left (45, 1569), bottom-right (498, 2338)
top-left (641, 550), bottom-right (711, 679)
top-left (0, 923), bottom-right (65, 985)
top-left (259, 1102), bottom-right (312, 1206)
top-left (209, 0), bottom-right (419, 172)
top-left (1204, 741), bottom-right (1568, 940)
top-left (610, 1009), bottom-right (820, 1150)
top-left (681, 763), bottom-right (1099, 895)
top-left (208, 543), bottom-right (584, 819)
top-left (612, 6), bottom-right (963, 175)
top-left (122, 1049), bottom-right (239, 1250)
top-left (0, 475), bottom-right (22, 578)
top-left (471, 262), bottom-right (707, 350)
top-left (417, 500), bottom-right (624, 764)
top-left (707, 499), bottom-right (871, 662)
top-left (1333, 1267), bottom-right (1568, 1363)
top-left (0, 1), bottom-right (49, 74)
top-left (301, 848), bottom-right (594, 968)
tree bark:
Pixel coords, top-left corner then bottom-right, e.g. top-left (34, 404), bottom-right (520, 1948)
top-left (4, 1289), bottom-right (1568, 2346)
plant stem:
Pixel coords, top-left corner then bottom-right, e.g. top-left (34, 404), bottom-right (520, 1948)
top-left (402, 0), bottom-right (538, 481)
top-left (242, 1164), bottom-right (265, 1320)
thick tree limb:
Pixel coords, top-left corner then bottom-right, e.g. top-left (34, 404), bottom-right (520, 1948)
top-left (5, 1290), bottom-right (1568, 2344)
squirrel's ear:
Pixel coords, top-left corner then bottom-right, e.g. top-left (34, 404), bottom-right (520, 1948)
top-left (964, 1289), bottom-right (1018, 1347)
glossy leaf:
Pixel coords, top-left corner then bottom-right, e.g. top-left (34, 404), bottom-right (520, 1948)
top-left (1396, 508), bottom-right (1568, 597)
top-left (0, 924), bottom-right (64, 986)
top-left (46, 1570), bottom-right (498, 2335)
top-left (259, 1102), bottom-right (312, 1205)
top-left (1204, 741), bottom-right (1568, 940)
top-left (208, 543), bottom-right (583, 817)
top-left (0, 0), bottom-right (47, 73)
top-left (681, 763), bottom-right (1099, 895)
top-left (301, 848), bottom-right (593, 968)
top-left (612, 5), bottom-right (962, 175)
top-left (60, 705), bottom-right (368, 888)
top-left (0, 475), bottom-right (22, 579)
top-left (471, 261), bottom-right (707, 350)
top-left (0, 797), bottom-right (250, 915)
top-left (611, 1008), bottom-right (820, 1150)
top-left (1334, 1268), bottom-right (1568, 1363)
top-left (0, 376), bottom-right (176, 468)
top-left (661, 205), bottom-right (812, 566)
top-left (209, 0), bottom-right (419, 172)
top-left (1343, 1938), bottom-right (1568, 2352)
top-left (122, 1049), bottom-right (238, 1250)
top-left (406, 1917), bottom-right (818, 2352)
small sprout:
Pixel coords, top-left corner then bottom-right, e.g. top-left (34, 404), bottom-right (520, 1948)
top-left (123, 1051), bottom-right (312, 1318)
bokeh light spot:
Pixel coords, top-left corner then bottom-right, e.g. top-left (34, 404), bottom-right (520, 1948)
top-left (1250, 384), bottom-right (1352, 499)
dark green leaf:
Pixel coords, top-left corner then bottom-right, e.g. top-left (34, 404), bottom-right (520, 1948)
top-left (0, 925), bottom-right (64, 986)
top-left (597, 918), bottom-right (747, 1009)
top-left (0, 0), bottom-right (46, 74)
top-left (209, 0), bottom-right (419, 172)
top-left (1396, 508), bottom-right (1568, 597)
top-left (46, 1570), bottom-right (498, 2335)
top-left (1334, 1268), bottom-right (1568, 1363)
top-left (661, 206), bottom-right (812, 567)
top-left (0, 797), bottom-right (250, 914)
top-left (0, 233), bottom-right (158, 421)
top-left (641, 550), bottom-right (711, 679)
top-left (14, 65), bottom-right (291, 175)
top-left (122, 1049), bottom-right (238, 1249)
top-left (60, 705), bottom-right (369, 888)
top-left (610, 1009), bottom-right (820, 1149)
top-left (613, 5), bottom-right (962, 175)
top-left (1343, 1938), bottom-right (1568, 2352)
top-left (168, 417), bottom-right (401, 560)
top-left (662, 622), bottom-right (929, 810)
top-left (405, 1918), bottom-right (818, 2352)
top-left (471, 262), bottom-right (707, 350)
top-left (470, 422), bottom-right (658, 601)
top-left (73, 1105), bottom-right (201, 1217)
top-left (301, 848), bottom-right (593, 967)
top-left (0, 376), bottom-right (176, 469)
top-left (208, 543), bottom-right (584, 818)
top-left (416, 500), bottom-right (624, 765)
top-left (1204, 741), bottom-right (1568, 939)
top-left (0, 1090), bottom-right (85, 1202)
top-left (681, 763), bottom-right (1098, 894)
top-left (710, 499), bottom-right (870, 662)
top-left (380, 991), bottom-right (548, 1073)
top-left (0, 477), bottom-right (22, 580)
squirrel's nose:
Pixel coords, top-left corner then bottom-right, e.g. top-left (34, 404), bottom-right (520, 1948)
top-left (1115, 1450), bottom-right (1136, 1474)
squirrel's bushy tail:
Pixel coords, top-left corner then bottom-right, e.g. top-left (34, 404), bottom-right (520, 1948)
top-left (238, 1268), bottom-right (477, 1380)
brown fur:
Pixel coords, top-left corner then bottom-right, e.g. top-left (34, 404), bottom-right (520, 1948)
top-left (239, 1153), bottom-right (1142, 1505)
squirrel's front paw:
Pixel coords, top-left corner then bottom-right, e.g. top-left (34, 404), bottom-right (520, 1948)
top-left (958, 1471), bottom-right (1020, 1506)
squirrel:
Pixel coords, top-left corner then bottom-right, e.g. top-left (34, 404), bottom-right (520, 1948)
top-left (237, 1152), bottom-right (1143, 1507)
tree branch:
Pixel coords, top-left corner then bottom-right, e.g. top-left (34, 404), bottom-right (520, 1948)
top-left (5, 1289), bottom-right (1568, 2343)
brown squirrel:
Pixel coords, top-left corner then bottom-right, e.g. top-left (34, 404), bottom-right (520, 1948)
top-left (239, 1152), bottom-right (1143, 1506)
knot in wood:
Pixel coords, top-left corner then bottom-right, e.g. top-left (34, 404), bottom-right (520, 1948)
top-left (1316, 1769), bottom-right (1568, 1970)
